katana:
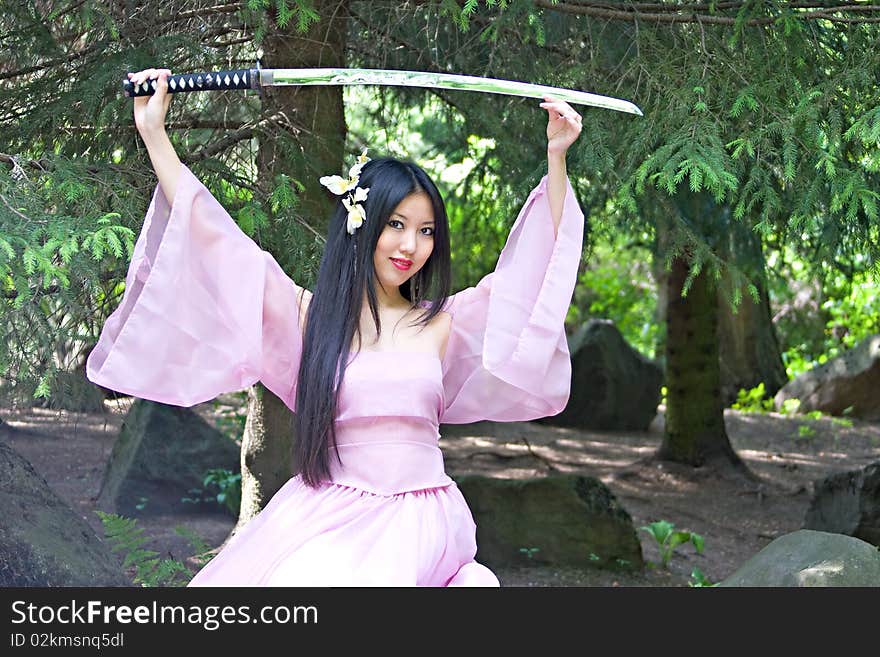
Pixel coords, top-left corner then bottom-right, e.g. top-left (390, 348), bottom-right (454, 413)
top-left (122, 66), bottom-right (643, 116)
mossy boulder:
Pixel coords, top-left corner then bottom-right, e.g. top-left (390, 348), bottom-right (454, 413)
top-left (455, 473), bottom-right (643, 571)
top-left (0, 439), bottom-right (132, 586)
top-left (96, 399), bottom-right (239, 517)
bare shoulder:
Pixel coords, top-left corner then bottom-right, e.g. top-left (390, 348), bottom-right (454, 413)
top-left (431, 308), bottom-right (452, 331)
top-left (421, 308), bottom-right (452, 360)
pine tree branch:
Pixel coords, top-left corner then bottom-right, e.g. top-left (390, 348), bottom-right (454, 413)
top-left (0, 0), bottom-right (87, 43)
top-left (0, 191), bottom-right (30, 222)
top-left (0, 153), bottom-right (136, 176)
top-left (556, 1), bottom-right (879, 13)
top-left (185, 111), bottom-right (300, 162)
top-left (0, 41), bottom-right (105, 80)
top-left (176, 3), bottom-right (245, 21)
top-left (204, 34), bottom-right (254, 48)
top-left (2, 271), bottom-right (122, 300)
top-left (56, 121), bottom-right (256, 133)
top-left (530, 1), bottom-right (880, 25)
top-left (0, 4), bottom-right (248, 82)
top-left (0, 153), bottom-right (53, 172)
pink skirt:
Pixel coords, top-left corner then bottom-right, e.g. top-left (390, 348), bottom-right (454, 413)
top-left (187, 475), bottom-right (500, 587)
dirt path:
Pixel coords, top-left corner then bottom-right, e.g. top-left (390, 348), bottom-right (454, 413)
top-left (2, 396), bottom-right (878, 587)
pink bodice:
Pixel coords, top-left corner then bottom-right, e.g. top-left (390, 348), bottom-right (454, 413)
top-left (327, 350), bottom-right (453, 495)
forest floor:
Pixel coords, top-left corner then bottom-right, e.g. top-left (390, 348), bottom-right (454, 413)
top-left (2, 394), bottom-right (879, 587)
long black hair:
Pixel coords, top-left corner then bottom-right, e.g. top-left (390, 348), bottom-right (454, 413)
top-left (292, 157), bottom-right (452, 487)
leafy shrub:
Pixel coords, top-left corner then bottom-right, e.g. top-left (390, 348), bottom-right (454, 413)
top-left (96, 511), bottom-right (213, 587)
top-left (640, 520), bottom-right (705, 569)
top-left (181, 468), bottom-right (242, 517)
top-left (731, 383), bottom-right (775, 412)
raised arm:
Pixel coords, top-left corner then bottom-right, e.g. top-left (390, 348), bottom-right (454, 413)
top-left (436, 97), bottom-right (584, 424)
top-left (86, 164), bottom-right (308, 409)
top-left (128, 68), bottom-right (180, 203)
top-left (87, 68), bottom-right (307, 408)
top-left (541, 95), bottom-right (583, 238)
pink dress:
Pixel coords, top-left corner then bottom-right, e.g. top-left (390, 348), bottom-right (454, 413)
top-left (86, 163), bottom-right (584, 586)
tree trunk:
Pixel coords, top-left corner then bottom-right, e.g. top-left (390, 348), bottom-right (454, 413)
top-left (656, 194), bottom-right (748, 471)
top-left (659, 254), bottom-right (744, 467)
top-left (232, 383), bottom-right (295, 535)
top-left (229, 1), bottom-right (348, 539)
top-left (255, 0), bottom-right (350, 236)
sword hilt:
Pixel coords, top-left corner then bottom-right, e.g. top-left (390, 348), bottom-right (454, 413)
top-left (122, 68), bottom-right (261, 97)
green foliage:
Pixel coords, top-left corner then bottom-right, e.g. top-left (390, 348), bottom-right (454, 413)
top-left (770, 254), bottom-right (880, 379)
top-left (234, 205), bottom-right (267, 240)
top-left (438, 0), bottom-right (547, 46)
top-left (173, 525), bottom-right (217, 571)
top-left (210, 394), bottom-right (249, 441)
top-left (205, 468), bottom-right (242, 516)
top-left (640, 520), bottom-right (705, 569)
top-left (571, 232), bottom-right (660, 358)
top-left (269, 173), bottom-right (303, 215)
top-left (0, 2), bottom-right (323, 410)
top-left (518, 547), bottom-right (540, 560)
top-left (96, 511), bottom-right (202, 587)
top-left (181, 468), bottom-right (242, 517)
top-left (689, 567), bottom-right (717, 587)
top-left (780, 398), bottom-right (801, 415)
top-left (797, 424), bottom-right (816, 439)
top-left (633, 126), bottom-right (739, 203)
top-left (246, 0), bottom-right (320, 33)
top-left (731, 383), bottom-right (775, 413)
top-left (731, 388), bottom-right (858, 429)
top-left (441, 0), bottom-right (511, 34)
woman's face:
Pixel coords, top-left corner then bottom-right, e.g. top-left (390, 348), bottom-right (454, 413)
top-left (373, 191), bottom-right (435, 295)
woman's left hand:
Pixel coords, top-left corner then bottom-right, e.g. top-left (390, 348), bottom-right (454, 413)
top-left (540, 96), bottom-right (582, 156)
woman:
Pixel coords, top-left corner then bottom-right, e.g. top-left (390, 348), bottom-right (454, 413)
top-left (87, 68), bottom-right (584, 586)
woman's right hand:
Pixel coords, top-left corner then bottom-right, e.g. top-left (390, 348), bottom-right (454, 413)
top-left (128, 68), bottom-right (173, 137)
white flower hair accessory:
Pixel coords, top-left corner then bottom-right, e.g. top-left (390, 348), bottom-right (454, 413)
top-left (319, 148), bottom-right (371, 235)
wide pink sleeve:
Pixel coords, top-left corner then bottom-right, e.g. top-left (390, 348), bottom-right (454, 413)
top-left (438, 174), bottom-right (584, 424)
top-left (86, 164), bottom-right (304, 409)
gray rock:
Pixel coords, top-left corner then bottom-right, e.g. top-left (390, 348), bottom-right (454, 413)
top-left (774, 334), bottom-right (880, 420)
top-left (0, 439), bottom-right (132, 586)
top-left (804, 462), bottom-right (880, 546)
top-left (718, 529), bottom-right (880, 587)
top-left (455, 473), bottom-right (643, 570)
top-left (96, 399), bottom-right (240, 518)
top-left (550, 319), bottom-right (662, 431)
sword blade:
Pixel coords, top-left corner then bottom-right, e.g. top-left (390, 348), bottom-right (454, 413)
top-left (261, 68), bottom-right (643, 116)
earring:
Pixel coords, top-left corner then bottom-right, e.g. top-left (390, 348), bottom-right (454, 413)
top-left (409, 272), bottom-right (420, 302)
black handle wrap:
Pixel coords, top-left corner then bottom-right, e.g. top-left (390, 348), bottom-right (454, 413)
top-left (122, 68), bottom-right (260, 97)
